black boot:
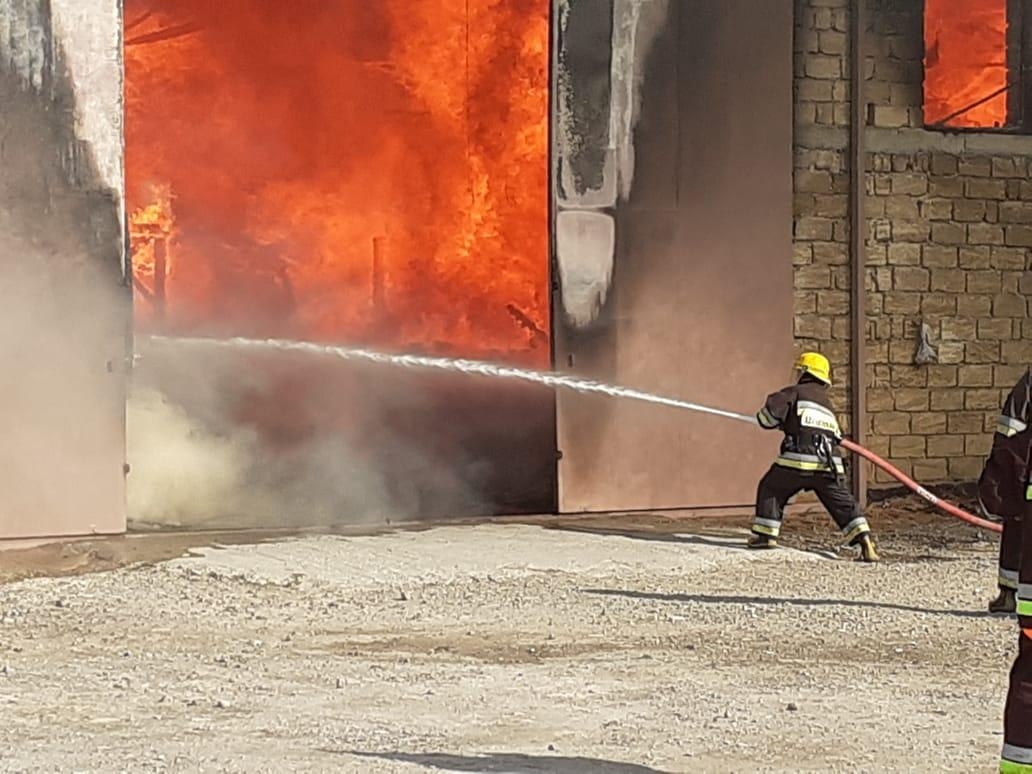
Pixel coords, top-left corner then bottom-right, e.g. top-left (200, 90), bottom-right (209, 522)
top-left (747, 533), bottom-right (778, 550)
top-left (989, 587), bottom-right (1017, 615)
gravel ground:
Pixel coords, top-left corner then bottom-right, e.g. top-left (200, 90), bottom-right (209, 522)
top-left (0, 509), bottom-right (1017, 773)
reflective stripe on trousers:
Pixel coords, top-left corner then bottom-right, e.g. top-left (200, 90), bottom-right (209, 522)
top-left (841, 516), bottom-right (870, 543)
top-left (1001, 568), bottom-right (1021, 591)
top-left (751, 517), bottom-right (781, 537)
top-left (1019, 584), bottom-right (1032, 618)
top-left (1002, 744), bottom-right (1032, 773)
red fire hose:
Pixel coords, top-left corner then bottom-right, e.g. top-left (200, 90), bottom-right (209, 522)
top-left (839, 438), bottom-right (1002, 534)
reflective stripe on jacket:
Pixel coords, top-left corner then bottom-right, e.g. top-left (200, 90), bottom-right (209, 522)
top-left (999, 371), bottom-right (1032, 439)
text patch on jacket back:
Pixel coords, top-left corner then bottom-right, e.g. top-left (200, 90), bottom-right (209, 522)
top-left (797, 401), bottom-right (840, 436)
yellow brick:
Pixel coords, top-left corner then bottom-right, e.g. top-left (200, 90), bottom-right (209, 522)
top-left (964, 389), bottom-right (1003, 410)
top-left (948, 456), bottom-right (983, 479)
top-left (911, 412), bottom-right (947, 434)
top-left (873, 412), bottom-right (911, 435)
top-left (947, 412), bottom-right (985, 434)
top-left (927, 434), bottom-right (965, 457)
top-left (929, 389), bottom-right (964, 411)
top-left (957, 365), bottom-right (993, 387)
top-left (912, 459), bottom-right (948, 481)
top-left (926, 367), bottom-right (958, 387)
top-left (965, 434), bottom-right (992, 457)
top-left (894, 389), bottom-right (929, 411)
top-left (890, 435), bottom-right (926, 458)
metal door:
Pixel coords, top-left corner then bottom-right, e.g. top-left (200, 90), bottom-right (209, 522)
top-left (0, 0), bottom-right (128, 540)
top-left (553, 0), bottom-right (794, 512)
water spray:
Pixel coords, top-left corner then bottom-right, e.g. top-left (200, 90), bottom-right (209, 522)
top-left (140, 334), bottom-right (1002, 535)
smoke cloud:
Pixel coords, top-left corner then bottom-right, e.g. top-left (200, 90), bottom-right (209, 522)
top-left (126, 387), bottom-right (251, 529)
top-left (124, 341), bottom-right (543, 531)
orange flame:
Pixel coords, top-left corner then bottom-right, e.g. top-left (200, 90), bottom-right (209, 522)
top-left (126, 0), bottom-right (550, 366)
top-left (128, 182), bottom-right (174, 286)
top-left (924, 0), bottom-right (1009, 128)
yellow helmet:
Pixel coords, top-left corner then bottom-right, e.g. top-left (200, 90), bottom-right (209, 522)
top-left (796, 351), bottom-right (831, 385)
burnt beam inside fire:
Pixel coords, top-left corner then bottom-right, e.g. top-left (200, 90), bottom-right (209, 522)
top-left (506, 304), bottom-right (546, 345)
top-left (152, 238), bottom-right (167, 321)
top-left (372, 236), bottom-right (386, 314)
top-left (125, 21), bottom-right (202, 48)
top-left (125, 11), bottom-right (154, 33)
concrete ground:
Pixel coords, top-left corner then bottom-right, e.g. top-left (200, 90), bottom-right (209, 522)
top-left (0, 503), bottom-right (1016, 773)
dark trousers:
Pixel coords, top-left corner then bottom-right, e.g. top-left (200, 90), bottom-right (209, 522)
top-left (1000, 514), bottom-right (1024, 590)
top-left (1003, 632), bottom-right (1032, 771)
top-left (754, 465), bottom-right (869, 543)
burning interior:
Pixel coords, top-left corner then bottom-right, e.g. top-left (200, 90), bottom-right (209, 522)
top-left (125, 0), bottom-right (555, 527)
top-left (924, 0), bottom-right (1010, 129)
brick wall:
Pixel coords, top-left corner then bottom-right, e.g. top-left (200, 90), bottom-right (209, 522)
top-left (794, 0), bottom-right (1032, 485)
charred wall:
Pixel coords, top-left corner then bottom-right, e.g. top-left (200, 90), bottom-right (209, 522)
top-left (553, 0), bottom-right (670, 330)
top-left (795, 0), bottom-right (1032, 486)
top-left (0, 0), bottom-right (128, 539)
top-left (553, 1), bottom-right (794, 512)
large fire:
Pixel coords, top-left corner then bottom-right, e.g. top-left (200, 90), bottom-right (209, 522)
top-left (924, 0), bottom-right (1009, 128)
top-left (125, 0), bottom-right (550, 366)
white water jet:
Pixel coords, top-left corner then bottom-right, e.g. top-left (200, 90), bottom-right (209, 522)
top-left (142, 334), bottom-right (759, 427)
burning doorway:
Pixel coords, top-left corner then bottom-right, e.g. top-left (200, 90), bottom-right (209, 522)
top-left (124, 1), bottom-right (555, 528)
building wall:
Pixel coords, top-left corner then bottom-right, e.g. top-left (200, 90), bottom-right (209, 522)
top-left (794, 0), bottom-right (1032, 485)
top-left (0, 0), bottom-right (128, 540)
top-left (554, 0), bottom-right (794, 512)
top-left (50, 0), bottom-right (124, 211)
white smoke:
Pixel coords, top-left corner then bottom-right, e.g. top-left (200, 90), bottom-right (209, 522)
top-left (126, 387), bottom-right (253, 529)
top-left (124, 340), bottom-right (490, 531)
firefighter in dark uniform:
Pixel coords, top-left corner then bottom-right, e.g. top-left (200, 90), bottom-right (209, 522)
top-left (749, 352), bottom-right (879, 562)
top-left (979, 368), bottom-right (1032, 614)
top-left (1001, 477), bottom-right (1032, 773)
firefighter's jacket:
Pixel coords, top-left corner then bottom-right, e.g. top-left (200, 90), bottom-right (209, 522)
top-left (1002, 376), bottom-right (1032, 774)
top-left (1022, 489), bottom-right (1032, 627)
top-left (756, 380), bottom-right (844, 476)
top-left (979, 368), bottom-right (1032, 520)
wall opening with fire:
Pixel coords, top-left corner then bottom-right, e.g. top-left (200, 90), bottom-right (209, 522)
top-left (126, 0), bottom-right (550, 362)
top-left (124, 1), bottom-right (556, 528)
top-left (924, 0), bottom-right (1011, 129)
